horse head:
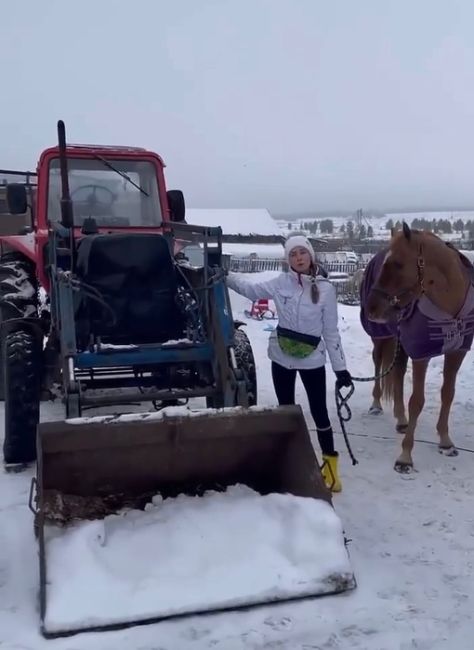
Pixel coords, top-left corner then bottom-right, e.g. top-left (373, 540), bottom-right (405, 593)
top-left (366, 222), bottom-right (425, 323)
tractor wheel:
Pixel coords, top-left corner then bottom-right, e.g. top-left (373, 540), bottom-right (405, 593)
top-left (3, 329), bottom-right (41, 466)
top-left (206, 328), bottom-right (257, 409)
top-left (233, 327), bottom-right (257, 406)
top-left (0, 252), bottom-right (38, 400)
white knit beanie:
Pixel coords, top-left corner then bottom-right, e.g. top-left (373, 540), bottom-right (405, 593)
top-left (284, 235), bottom-right (315, 264)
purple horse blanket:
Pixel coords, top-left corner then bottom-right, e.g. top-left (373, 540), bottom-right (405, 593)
top-left (360, 248), bottom-right (474, 360)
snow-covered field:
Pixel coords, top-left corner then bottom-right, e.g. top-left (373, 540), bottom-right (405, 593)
top-left (1, 287), bottom-right (474, 649)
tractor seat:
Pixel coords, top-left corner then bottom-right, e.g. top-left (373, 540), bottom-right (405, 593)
top-left (74, 233), bottom-right (186, 345)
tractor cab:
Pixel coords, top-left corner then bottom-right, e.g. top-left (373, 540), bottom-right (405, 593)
top-left (46, 154), bottom-right (163, 230)
top-left (4, 142), bottom-right (187, 286)
top-left (37, 147), bottom-right (190, 348)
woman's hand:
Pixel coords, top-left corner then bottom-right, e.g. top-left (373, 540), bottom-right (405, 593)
top-left (335, 369), bottom-right (352, 388)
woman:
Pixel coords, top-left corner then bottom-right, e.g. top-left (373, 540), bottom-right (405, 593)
top-left (226, 235), bottom-right (352, 492)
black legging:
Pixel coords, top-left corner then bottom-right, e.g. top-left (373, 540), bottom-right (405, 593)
top-left (271, 361), bottom-right (336, 456)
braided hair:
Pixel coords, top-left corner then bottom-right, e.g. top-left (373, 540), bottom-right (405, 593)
top-left (310, 263), bottom-right (319, 304)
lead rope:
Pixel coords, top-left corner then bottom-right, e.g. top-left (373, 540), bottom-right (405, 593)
top-left (335, 329), bottom-right (402, 466)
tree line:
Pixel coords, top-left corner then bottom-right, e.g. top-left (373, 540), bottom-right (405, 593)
top-left (385, 217), bottom-right (474, 236)
top-left (289, 219), bottom-right (373, 240)
top-left (288, 216), bottom-right (474, 239)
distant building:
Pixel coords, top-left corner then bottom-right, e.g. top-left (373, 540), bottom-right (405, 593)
top-left (185, 209), bottom-right (281, 237)
top-left (184, 208), bottom-right (285, 265)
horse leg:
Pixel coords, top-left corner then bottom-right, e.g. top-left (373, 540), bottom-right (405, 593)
top-left (393, 344), bottom-right (408, 433)
top-left (436, 350), bottom-right (465, 456)
top-left (395, 359), bottom-right (429, 472)
top-left (369, 339), bottom-right (383, 415)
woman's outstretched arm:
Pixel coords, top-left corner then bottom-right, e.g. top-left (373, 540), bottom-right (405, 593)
top-left (226, 272), bottom-right (280, 302)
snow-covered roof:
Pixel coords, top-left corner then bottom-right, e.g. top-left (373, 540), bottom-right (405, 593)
top-left (185, 209), bottom-right (280, 236)
top-left (222, 243), bottom-right (284, 258)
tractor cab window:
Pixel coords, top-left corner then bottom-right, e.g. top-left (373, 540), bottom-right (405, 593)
top-left (47, 157), bottom-right (162, 227)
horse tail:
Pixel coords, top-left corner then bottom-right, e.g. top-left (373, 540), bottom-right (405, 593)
top-left (380, 337), bottom-right (408, 403)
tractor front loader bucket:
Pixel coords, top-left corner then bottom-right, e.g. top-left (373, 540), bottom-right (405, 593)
top-left (35, 405), bottom-right (355, 638)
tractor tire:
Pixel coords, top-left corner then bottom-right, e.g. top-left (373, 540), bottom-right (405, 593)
top-left (206, 328), bottom-right (257, 409)
top-left (233, 327), bottom-right (257, 407)
top-left (3, 329), bottom-right (41, 466)
top-left (0, 252), bottom-right (38, 400)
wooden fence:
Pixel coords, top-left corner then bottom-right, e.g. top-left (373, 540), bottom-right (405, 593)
top-left (227, 257), bottom-right (367, 275)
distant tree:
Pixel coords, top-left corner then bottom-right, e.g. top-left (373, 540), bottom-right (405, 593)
top-left (320, 219), bottom-right (334, 234)
top-left (438, 219), bottom-right (452, 234)
top-left (454, 218), bottom-right (464, 233)
top-left (346, 221), bottom-right (354, 242)
top-left (367, 225), bottom-right (374, 238)
top-left (385, 218), bottom-right (394, 230)
top-left (339, 224), bottom-right (346, 234)
top-left (288, 222), bottom-right (292, 230)
top-left (358, 224), bottom-right (367, 239)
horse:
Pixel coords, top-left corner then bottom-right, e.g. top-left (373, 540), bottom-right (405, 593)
top-left (359, 222), bottom-right (474, 472)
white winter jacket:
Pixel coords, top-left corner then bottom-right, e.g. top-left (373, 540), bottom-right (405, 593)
top-left (227, 270), bottom-right (347, 372)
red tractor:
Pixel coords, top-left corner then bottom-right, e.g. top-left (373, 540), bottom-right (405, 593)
top-left (0, 120), bottom-right (257, 468)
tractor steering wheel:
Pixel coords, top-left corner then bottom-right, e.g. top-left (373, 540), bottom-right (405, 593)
top-left (71, 183), bottom-right (116, 208)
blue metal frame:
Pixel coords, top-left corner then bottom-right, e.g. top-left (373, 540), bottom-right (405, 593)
top-left (47, 220), bottom-right (240, 412)
top-left (75, 343), bottom-right (213, 369)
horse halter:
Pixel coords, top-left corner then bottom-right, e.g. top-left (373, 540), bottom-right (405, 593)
top-left (373, 245), bottom-right (425, 309)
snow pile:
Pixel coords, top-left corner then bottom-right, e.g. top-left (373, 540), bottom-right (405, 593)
top-left (91, 338), bottom-right (194, 353)
top-left (65, 403), bottom-right (275, 425)
top-left (43, 485), bottom-right (354, 635)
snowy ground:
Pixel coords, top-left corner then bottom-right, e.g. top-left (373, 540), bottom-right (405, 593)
top-left (1, 287), bottom-right (474, 649)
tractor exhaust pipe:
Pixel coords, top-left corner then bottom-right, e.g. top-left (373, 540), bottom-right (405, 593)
top-left (57, 120), bottom-right (74, 230)
top-left (57, 119), bottom-right (76, 270)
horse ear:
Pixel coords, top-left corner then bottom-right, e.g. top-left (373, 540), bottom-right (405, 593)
top-left (402, 221), bottom-right (411, 240)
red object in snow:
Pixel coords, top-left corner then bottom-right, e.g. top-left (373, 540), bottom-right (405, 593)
top-left (247, 299), bottom-right (276, 320)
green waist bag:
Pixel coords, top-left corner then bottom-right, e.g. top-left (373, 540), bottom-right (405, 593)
top-left (276, 326), bottom-right (321, 359)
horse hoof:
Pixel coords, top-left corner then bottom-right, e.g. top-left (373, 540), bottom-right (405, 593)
top-left (369, 406), bottom-right (383, 415)
top-left (396, 423), bottom-right (408, 433)
top-left (438, 445), bottom-right (459, 457)
top-left (394, 460), bottom-right (413, 473)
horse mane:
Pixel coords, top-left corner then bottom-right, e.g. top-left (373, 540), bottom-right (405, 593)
top-left (394, 229), bottom-right (474, 274)
top-left (444, 241), bottom-right (474, 276)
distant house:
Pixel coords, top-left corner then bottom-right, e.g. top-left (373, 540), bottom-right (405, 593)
top-left (184, 209), bottom-right (285, 266)
top-left (185, 208), bottom-right (281, 238)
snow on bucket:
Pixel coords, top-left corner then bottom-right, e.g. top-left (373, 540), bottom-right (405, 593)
top-left (33, 404), bottom-right (356, 637)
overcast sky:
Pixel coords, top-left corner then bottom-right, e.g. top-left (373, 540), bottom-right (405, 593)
top-left (2, 0), bottom-right (474, 214)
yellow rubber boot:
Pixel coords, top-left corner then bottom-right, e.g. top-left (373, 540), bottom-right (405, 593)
top-left (321, 453), bottom-right (342, 493)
